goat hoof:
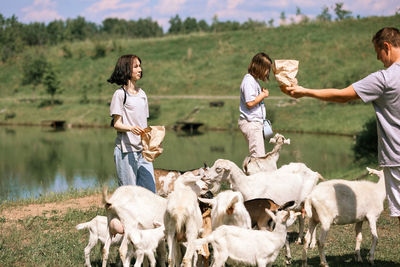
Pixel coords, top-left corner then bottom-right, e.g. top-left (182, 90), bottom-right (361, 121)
top-left (285, 256), bottom-right (292, 265)
top-left (367, 253), bottom-right (375, 265)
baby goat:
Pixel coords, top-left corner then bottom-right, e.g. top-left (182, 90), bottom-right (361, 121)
top-left (127, 222), bottom-right (166, 267)
top-left (76, 215), bottom-right (123, 267)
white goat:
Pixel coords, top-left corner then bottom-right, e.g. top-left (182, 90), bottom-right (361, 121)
top-left (242, 133), bottom-right (290, 175)
top-left (302, 167), bottom-right (386, 267)
top-left (128, 222), bottom-right (166, 267)
top-left (76, 215), bottom-right (123, 267)
top-left (154, 166), bottom-right (207, 197)
top-left (198, 190), bottom-right (251, 230)
top-left (204, 159), bottom-right (321, 262)
top-left (195, 201), bottom-right (301, 267)
top-left (102, 186), bottom-right (168, 267)
top-left (205, 159), bottom-right (320, 230)
top-left (164, 172), bottom-right (207, 267)
top-left (205, 159), bottom-right (320, 207)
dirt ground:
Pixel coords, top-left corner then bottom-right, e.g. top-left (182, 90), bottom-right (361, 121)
top-left (0, 193), bottom-right (103, 224)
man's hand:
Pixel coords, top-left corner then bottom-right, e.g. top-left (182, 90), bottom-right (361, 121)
top-left (285, 85), bottom-right (307, 98)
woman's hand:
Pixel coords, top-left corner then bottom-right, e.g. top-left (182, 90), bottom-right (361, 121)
top-left (130, 126), bottom-right (145, 135)
top-left (261, 88), bottom-right (269, 98)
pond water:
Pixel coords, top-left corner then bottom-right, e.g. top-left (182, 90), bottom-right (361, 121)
top-left (0, 126), bottom-right (355, 201)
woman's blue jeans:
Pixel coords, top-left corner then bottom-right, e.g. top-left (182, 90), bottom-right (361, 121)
top-left (114, 146), bottom-right (156, 193)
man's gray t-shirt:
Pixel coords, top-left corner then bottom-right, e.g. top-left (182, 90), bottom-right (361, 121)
top-left (353, 62), bottom-right (400, 166)
top-left (110, 88), bottom-right (149, 153)
top-left (239, 73), bottom-right (266, 122)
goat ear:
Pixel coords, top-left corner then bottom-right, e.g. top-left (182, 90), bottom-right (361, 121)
top-left (230, 194), bottom-right (240, 205)
top-left (269, 137), bottom-right (276, 144)
top-left (153, 221), bottom-right (162, 228)
top-left (226, 195), bottom-right (239, 214)
top-left (285, 139), bottom-right (291, 145)
top-left (278, 201), bottom-right (296, 211)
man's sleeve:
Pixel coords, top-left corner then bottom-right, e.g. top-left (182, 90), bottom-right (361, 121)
top-left (352, 70), bottom-right (386, 103)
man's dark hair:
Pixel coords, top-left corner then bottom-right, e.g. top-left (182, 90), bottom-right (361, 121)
top-left (107, 54), bottom-right (142, 86)
top-left (372, 27), bottom-right (400, 50)
top-left (248, 52), bottom-right (273, 82)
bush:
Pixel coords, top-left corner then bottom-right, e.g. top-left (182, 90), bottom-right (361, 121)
top-left (43, 66), bottom-right (61, 105)
top-left (61, 45), bottom-right (72, 58)
top-left (92, 42), bottom-right (107, 59)
top-left (353, 117), bottom-right (378, 162)
top-left (22, 56), bottom-right (49, 85)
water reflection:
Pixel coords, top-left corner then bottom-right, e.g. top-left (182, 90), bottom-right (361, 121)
top-left (0, 126), bottom-right (354, 201)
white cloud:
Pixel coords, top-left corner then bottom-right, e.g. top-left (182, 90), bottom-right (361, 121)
top-left (83, 0), bottom-right (150, 21)
top-left (156, 0), bottom-right (187, 15)
top-left (21, 0), bottom-right (63, 22)
top-left (345, 0), bottom-right (399, 16)
top-left (215, 7), bottom-right (279, 23)
top-left (227, 0), bottom-right (244, 9)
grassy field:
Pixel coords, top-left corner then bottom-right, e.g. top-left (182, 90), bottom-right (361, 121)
top-left (0, 187), bottom-right (399, 267)
top-left (0, 15), bottom-right (399, 133)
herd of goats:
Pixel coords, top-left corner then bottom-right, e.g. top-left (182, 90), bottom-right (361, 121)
top-left (76, 133), bottom-right (386, 267)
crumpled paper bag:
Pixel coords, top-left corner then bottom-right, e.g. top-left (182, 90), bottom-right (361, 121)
top-left (141, 126), bottom-right (165, 162)
top-left (273, 60), bottom-right (299, 87)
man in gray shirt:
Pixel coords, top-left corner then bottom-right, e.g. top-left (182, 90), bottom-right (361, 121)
top-left (285, 27), bottom-right (400, 227)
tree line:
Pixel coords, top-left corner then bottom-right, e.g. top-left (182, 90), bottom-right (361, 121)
top-left (0, 3), bottom-right (354, 62)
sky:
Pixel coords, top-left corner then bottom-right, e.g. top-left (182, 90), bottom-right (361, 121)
top-left (1, 0), bottom-right (399, 31)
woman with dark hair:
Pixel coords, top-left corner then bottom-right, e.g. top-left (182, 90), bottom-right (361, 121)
top-left (108, 54), bottom-right (156, 192)
top-left (238, 52), bottom-right (273, 157)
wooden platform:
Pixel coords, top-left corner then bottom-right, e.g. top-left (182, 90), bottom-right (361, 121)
top-left (41, 120), bottom-right (66, 129)
top-left (173, 121), bottom-right (204, 133)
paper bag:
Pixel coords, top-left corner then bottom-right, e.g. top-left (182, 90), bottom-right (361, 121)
top-left (141, 126), bottom-right (165, 162)
top-left (273, 60), bottom-right (299, 87)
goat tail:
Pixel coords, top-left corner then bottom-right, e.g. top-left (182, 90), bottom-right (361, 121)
top-left (76, 221), bottom-right (91, 231)
top-left (173, 207), bottom-right (187, 234)
top-left (304, 196), bottom-right (313, 218)
top-left (318, 173), bottom-right (325, 181)
top-left (102, 186), bottom-right (112, 209)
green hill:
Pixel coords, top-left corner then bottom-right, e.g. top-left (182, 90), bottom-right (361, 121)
top-left (0, 15), bottom-right (398, 133)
